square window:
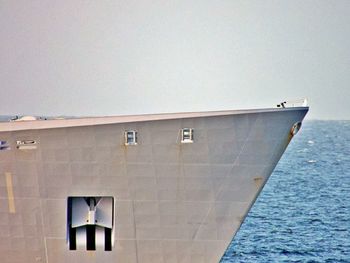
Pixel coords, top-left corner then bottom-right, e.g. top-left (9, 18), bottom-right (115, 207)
top-left (124, 131), bottom-right (137, 145)
top-left (181, 128), bottom-right (194, 143)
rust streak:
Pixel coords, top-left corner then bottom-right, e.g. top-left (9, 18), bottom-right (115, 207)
top-left (5, 172), bottom-right (16, 213)
top-left (253, 177), bottom-right (263, 188)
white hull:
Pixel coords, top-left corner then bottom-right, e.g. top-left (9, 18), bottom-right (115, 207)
top-left (0, 107), bottom-right (308, 263)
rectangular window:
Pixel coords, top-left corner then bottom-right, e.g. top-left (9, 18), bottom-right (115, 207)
top-left (124, 131), bottom-right (137, 145)
top-left (16, 140), bottom-right (37, 150)
top-left (181, 128), bottom-right (194, 143)
top-left (0, 140), bottom-right (10, 151)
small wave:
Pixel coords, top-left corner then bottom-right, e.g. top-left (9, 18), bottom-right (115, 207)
top-left (297, 148), bottom-right (309, 153)
top-left (280, 249), bottom-right (313, 257)
top-left (307, 160), bottom-right (317, 163)
top-left (309, 218), bottom-right (324, 224)
top-left (307, 140), bottom-right (314, 144)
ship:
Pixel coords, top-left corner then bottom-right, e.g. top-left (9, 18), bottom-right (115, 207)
top-left (0, 100), bottom-right (308, 263)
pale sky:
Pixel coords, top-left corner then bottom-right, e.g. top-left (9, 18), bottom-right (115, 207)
top-left (1, 1), bottom-right (350, 119)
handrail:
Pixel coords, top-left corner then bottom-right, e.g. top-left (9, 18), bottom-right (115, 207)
top-left (277, 98), bottom-right (308, 108)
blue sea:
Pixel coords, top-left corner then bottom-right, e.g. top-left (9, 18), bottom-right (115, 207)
top-left (221, 121), bottom-right (350, 263)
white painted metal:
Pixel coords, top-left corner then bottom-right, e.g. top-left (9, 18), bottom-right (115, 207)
top-left (0, 106), bottom-right (308, 263)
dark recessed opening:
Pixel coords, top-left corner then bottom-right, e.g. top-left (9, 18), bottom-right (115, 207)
top-left (67, 196), bottom-right (114, 251)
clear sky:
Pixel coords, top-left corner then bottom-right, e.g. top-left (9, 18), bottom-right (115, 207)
top-left (1, 1), bottom-right (349, 120)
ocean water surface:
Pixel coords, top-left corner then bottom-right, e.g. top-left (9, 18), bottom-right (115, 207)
top-left (221, 120), bottom-right (350, 263)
